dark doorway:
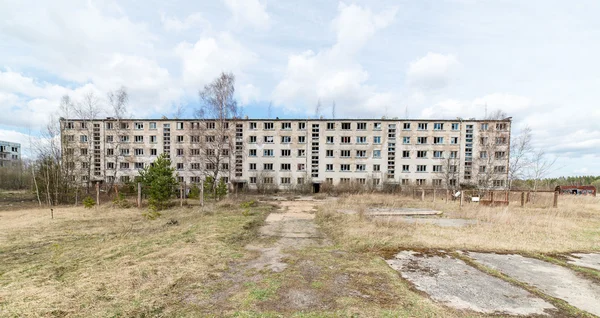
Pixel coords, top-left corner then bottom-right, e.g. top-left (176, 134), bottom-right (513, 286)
top-left (312, 183), bottom-right (320, 193)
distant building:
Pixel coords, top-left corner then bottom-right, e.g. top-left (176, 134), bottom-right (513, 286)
top-left (0, 140), bottom-right (21, 167)
top-left (555, 185), bottom-right (596, 196)
top-left (59, 117), bottom-right (512, 191)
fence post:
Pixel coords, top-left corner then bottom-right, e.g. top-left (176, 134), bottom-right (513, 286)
top-left (200, 180), bottom-right (204, 207)
top-left (460, 191), bottom-right (464, 208)
top-left (553, 190), bottom-right (559, 208)
top-left (490, 191), bottom-right (495, 203)
top-left (95, 182), bottom-right (100, 207)
top-left (114, 184), bottom-right (119, 198)
top-left (413, 188), bottom-right (416, 200)
top-left (421, 189), bottom-right (425, 201)
top-left (445, 189), bottom-right (449, 203)
top-left (137, 182), bottom-right (142, 208)
top-left (433, 189), bottom-right (436, 202)
top-left (526, 192), bottom-right (531, 203)
top-left (180, 182), bottom-right (184, 207)
top-left (521, 192), bottom-right (525, 207)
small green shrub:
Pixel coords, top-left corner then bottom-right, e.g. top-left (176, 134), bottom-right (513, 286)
top-left (188, 184), bottom-right (200, 199)
top-left (83, 196), bottom-right (95, 209)
top-left (112, 193), bottom-right (132, 208)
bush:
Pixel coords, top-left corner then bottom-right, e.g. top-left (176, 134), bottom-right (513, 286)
top-left (204, 176), bottom-right (228, 201)
top-left (188, 184), bottom-right (200, 199)
top-left (112, 193), bottom-right (132, 208)
top-left (83, 196), bottom-right (95, 209)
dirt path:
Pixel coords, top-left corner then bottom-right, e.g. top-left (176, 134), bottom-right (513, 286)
top-left (245, 197), bottom-right (330, 272)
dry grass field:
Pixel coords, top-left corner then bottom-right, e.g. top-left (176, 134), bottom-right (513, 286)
top-left (317, 193), bottom-right (600, 255)
top-left (0, 197), bottom-right (273, 317)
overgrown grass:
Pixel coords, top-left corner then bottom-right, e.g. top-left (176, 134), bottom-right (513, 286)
top-left (317, 193), bottom-right (600, 255)
top-left (0, 198), bottom-right (272, 317)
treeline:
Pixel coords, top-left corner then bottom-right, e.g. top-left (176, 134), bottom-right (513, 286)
top-left (512, 175), bottom-right (600, 190)
top-left (0, 161), bottom-right (32, 190)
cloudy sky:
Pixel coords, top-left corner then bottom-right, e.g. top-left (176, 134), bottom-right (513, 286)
top-left (1, 0), bottom-right (599, 176)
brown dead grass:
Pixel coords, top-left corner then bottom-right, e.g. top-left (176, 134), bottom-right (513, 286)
top-left (0, 198), bottom-right (272, 317)
top-left (317, 193), bottom-right (600, 254)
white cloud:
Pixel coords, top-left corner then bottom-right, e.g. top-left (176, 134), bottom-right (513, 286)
top-left (223, 0), bottom-right (271, 29)
top-left (175, 33), bottom-right (258, 92)
top-left (272, 3), bottom-right (398, 116)
top-left (407, 53), bottom-right (460, 91)
top-left (238, 84), bottom-right (260, 105)
top-left (420, 93), bottom-right (532, 119)
top-left (161, 12), bottom-right (210, 32)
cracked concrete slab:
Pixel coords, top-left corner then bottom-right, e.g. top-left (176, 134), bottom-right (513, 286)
top-left (469, 252), bottom-right (600, 317)
top-left (567, 253), bottom-right (600, 271)
top-left (387, 251), bottom-right (555, 316)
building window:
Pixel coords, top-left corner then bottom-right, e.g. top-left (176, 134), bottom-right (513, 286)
top-left (493, 180), bottom-right (505, 187)
top-left (373, 150), bottom-right (381, 158)
top-left (264, 136), bottom-right (274, 143)
top-left (341, 136), bottom-right (351, 144)
top-left (373, 136), bottom-right (381, 144)
top-left (281, 122), bottom-right (292, 130)
top-left (176, 135), bottom-right (184, 143)
top-left (249, 122), bottom-right (257, 129)
top-left (325, 178), bottom-right (333, 184)
top-left (433, 179), bottom-right (442, 187)
top-left (327, 122), bottom-right (335, 130)
top-left (402, 165), bottom-right (410, 172)
top-left (494, 166), bottom-right (506, 173)
top-left (341, 122), bottom-right (351, 130)
top-left (249, 163), bottom-right (257, 170)
top-left (263, 177), bottom-right (273, 184)
top-left (206, 163), bottom-right (215, 170)
top-left (479, 166), bottom-right (487, 173)
top-left (373, 164), bottom-right (380, 171)
top-left (417, 137), bottom-right (427, 144)
top-left (481, 123), bottom-right (489, 131)
top-left (249, 136), bottom-right (256, 143)
top-left (496, 123), bottom-right (507, 131)
top-left (120, 148), bottom-right (130, 156)
top-left (281, 136), bottom-right (291, 143)
top-left (281, 177), bottom-right (291, 184)
top-left (264, 122), bottom-right (274, 130)
top-left (434, 123), bottom-right (443, 130)
top-left (326, 150), bottom-right (334, 157)
top-left (176, 122), bottom-right (184, 130)
top-left (433, 137), bottom-right (444, 144)
top-left (297, 177), bottom-right (305, 184)
top-left (249, 149), bottom-right (257, 157)
top-left (250, 177), bottom-right (257, 184)
top-left (106, 162), bottom-right (115, 169)
top-left (374, 122), bottom-right (381, 130)
top-left (297, 163), bottom-right (305, 171)
top-left (356, 164), bottom-right (366, 171)
top-left (326, 164), bottom-right (333, 171)
top-left (495, 137), bottom-right (507, 145)
top-left (80, 148), bottom-right (88, 156)
top-left (417, 165), bottom-right (427, 172)
top-left (340, 150), bottom-right (351, 158)
top-left (356, 136), bottom-right (367, 144)
top-left (134, 122), bottom-right (144, 130)
top-left (357, 122), bottom-right (367, 130)
top-left (340, 178), bottom-right (350, 184)
top-left (281, 163), bottom-right (291, 171)
top-left (433, 151), bottom-right (443, 158)
top-left (403, 123), bottom-right (411, 130)
top-left (418, 123), bottom-right (428, 130)
top-left (281, 149), bottom-right (291, 157)
top-left (106, 149), bottom-right (114, 156)
top-left (340, 164), bottom-right (350, 171)
top-left (135, 162), bottom-right (144, 169)
top-left (417, 151), bottom-right (427, 158)
top-left (402, 150), bottom-right (410, 158)
top-left (416, 179), bottom-right (426, 186)
top-left (134, 135), bottom-right (144, 143)
top-left (80, 135), bottom-right (88, 143)
top-left (298, 149), bottom-right (306, 157)
top-left (326, 136), bottom-right (334, 143)
top-left (263, 149), bottom-right (274, 157)
top-left (298, 136), bottom-right (306, 143)
top-left (433, 165), bottom-right (442, 172)
top-left (263, 163), bottom-right (273, 170)
top-left (120, 135), bottom-right (130, 142)
top-left (356, 150), bottom-right (366, 158)
top-left (451, 123), bottom-right (459, 130)
top-left (450, 137), bottom-right (459, 144)
top-left (120, 162), bottom-right (130, 169)
top-left (176, 149), bottom-right (183, 156)
top-left (495, 151), bottom-right (506, 159)
top-left (205, 135), bottom-right (215, 142)
top-left (298, 122), bottom-right (306, 130)
top-left (450, 151), bottom-right (458, 158)
top-left (134, 148), bottom-right (144, 156)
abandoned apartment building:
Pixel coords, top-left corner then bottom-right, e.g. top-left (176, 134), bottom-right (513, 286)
top-left (59, 118), bottom-right (511, 191)
top-left (0, 140), bottom-right (21, 167)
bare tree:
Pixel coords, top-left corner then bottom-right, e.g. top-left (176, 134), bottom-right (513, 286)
top-left (197, 72), bottom-right (239, 193)
top-left (331, 100), bottom-right (336, 119)
top-left (508, 126), bottom-right (533, 189)
top-left (528, 149), bottom-right (557, 193)
top-left (267, 101), bottom-right (273, 119)
top-left (475, 110), bottom-right (510, 191)
top-left (73, 92), bottom-right (103, 193)
top-left (315, 99), bottom-right (322, 118)
top-left (436, 156), bottom-right (460, 190)
top-left (105, 87), bottom-right (129, 192)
